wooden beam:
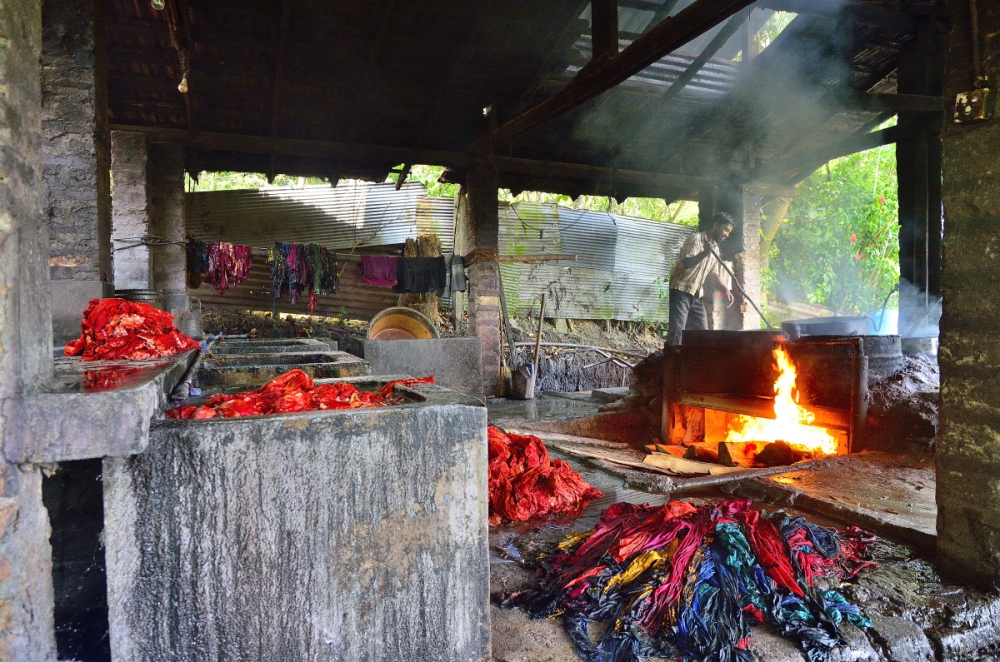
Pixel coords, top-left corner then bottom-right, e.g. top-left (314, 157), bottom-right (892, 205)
top-left (488, 0), bottom-right (756, 145)
top-left (113, 123), bottom-right (797, 196)
top-left (761, 125), bottom-right (907, 185)
top-left (867, 93), bottom-right (946, 113)
top-left (266, 1), bottom-right (292, 183)
top-left (394, 163), bottom-right (410, 190)
top-left (591, 0), bottom-right (620, 59)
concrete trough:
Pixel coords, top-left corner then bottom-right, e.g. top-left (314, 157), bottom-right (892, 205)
top-left (364, 337), bottom-right (484, 399)
top-left (208, 337), bottom-right (338, 354)
top-left (195, 350), bottom-right (370, 388)
top-left (103, 376), bottom-right (491, 662)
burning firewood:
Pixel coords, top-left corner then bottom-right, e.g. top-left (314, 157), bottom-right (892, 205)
top-left (683, 444), bottom-right (719, 463)
top-left (718, 441), bottom-right (760, 468)
top-left (754, 440), bottom-right (811, 467)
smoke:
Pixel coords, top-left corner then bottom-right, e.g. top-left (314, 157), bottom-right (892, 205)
top-left (897, 279), bottom-right (941, 338)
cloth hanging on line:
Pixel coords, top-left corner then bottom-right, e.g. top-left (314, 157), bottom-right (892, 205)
top-left (397, 256), bottom-right (447, 294)
top-left (358, 255), bottom-right (400, 288)
top-left (185, 238), bottom-right (209, 289)
top-left (268, 242), bottom-right (339, 308)
top-left (205, 242), bottom-right (252, 295)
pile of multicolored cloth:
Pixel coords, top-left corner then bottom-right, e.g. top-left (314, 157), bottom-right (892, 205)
top-left (166, 368), bottom-right (432, 419)
top-left (64, 298), bottom-right (200, 361)
top-left (488, 427), bottom-right (604, 525)
top-left (268, 242), bottom-right (339, 309)
top-left (496, 499), bottom-right (876, 662)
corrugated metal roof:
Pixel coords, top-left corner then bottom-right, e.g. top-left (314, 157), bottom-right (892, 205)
top-left (185, 181), bottom-right (453, 253)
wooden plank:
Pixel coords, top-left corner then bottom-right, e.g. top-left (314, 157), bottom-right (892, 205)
top-left (488, 0), bottom-right (756, 145)
top-left (505, 429), bottom-right (632, 450)
top-left (643, 453), bottom-right (742, 475)
top-left (676, 391), bottom-right (851, 430)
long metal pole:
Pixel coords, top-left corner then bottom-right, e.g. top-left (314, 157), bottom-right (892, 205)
top-left (706, 246), bottom-right (776, 329)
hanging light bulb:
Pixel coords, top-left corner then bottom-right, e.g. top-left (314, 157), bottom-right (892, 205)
top-left (150, 0), bottom-right (165, 10)
top-left (177, 72), bottom-right (189, 94)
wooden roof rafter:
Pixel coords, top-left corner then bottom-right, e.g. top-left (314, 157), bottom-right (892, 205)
top-left (484, 0), bottom-right (756, 147)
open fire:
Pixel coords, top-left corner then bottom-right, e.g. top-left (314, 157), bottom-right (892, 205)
top-left (724, 347), bottom-right (838, 456)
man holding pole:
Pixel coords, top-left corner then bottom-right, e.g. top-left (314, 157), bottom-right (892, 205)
top-left (666, 212), bottom-right (736, 345)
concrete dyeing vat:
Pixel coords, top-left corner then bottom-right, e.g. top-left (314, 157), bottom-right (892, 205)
top-left (103, 376), bottom-right (491, 662)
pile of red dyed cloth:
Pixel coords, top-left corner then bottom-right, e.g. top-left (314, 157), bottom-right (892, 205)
top-left (64, 298), bottom-right (199, 361)
top-left (497, 499), bottom-right (877, 662)
top-left (166, 369), bottom-right (433, 419)
top-left (488, 427), bottom-right (603, 525)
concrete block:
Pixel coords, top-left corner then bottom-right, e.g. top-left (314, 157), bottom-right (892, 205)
top-left (867, 616), bottom-right (934, 662)
top-left (103, 379), bottom-right (490, 662)
top-left (195, 350), bottom-right (369, 388)
top-left (51, 280), bottom-right (113, 346)
top-left (364, 337), bottom-right (483, 399)
top-left (4, 351), bottom-right (195, 464)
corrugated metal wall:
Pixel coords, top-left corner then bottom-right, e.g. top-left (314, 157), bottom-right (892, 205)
top-left (499, 202), bottom-right (693, 323)
top-left (186, 181), bottom-right (453, 252)
top-left (190, 250), bottom-right (398, 321)
top-left (184, 184), bottom-right (692, 323)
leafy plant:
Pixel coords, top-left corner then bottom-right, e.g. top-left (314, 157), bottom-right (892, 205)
top-left (767, 145), bottom-right (899, 316)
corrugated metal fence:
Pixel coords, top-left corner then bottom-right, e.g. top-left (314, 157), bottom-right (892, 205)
top-left (499, 202), bottom-right (692, 323)
top-left (185, 183), bottom-right (692, 323)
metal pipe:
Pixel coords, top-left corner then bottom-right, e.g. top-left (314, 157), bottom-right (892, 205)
top-left (707, 246), bottom-right (775, 329)
top-left (971, 0), bottom-right (983, 81)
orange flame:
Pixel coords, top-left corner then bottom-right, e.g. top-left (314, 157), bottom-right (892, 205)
top-left (724, 347), bottom-right (838, 455)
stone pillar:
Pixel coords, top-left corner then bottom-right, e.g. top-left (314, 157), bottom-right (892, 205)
top-left (42, 0), bottom-right (113, 344)
top-left (111, 131), bottom-right (152, 290)
top-left (0, 0), bottom-right (59, 657)
top-left (936, 0), bottom-right (1000, 586)
top-left (701, 185), bottom-right (762, 331)
top-left (148, 142), bottom-right (188, 312)
top-left (897, 16), bottom-right (945, 338)
top-left (464, 165), bottom-right (502, 397)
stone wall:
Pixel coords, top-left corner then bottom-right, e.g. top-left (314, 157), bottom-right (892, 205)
top-left (936, 0), bottom-right (1000, 586)
top-left (148, 142), bottom-right (187, 311)
top-left (42, 0), bottom-right (113, 344)
top-left (464, 165), bottom-right (503, 396)
top-left (0, 0), bottom-right (58, 657)
top-left (42, 0), bottom-right (110, 284)
top-left (111, 131), bottom-right (151, 290)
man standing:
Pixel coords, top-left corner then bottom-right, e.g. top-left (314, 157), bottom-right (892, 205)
top-left (666, 212), bottom-right (736, 345)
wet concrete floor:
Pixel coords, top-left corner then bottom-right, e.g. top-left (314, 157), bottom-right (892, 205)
top-left (486, 393), bottom-right (1000, 662)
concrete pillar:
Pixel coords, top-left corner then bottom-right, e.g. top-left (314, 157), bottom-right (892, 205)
top-left (111, 131), bottom-right (152, 290)
top-left (897, 16), bottom-right (945, 338)
top-left (42, 0), bottom-right (113, 344)
top-left (148, 142), bottom-right (188, 312)
top-left (0, 0), bottom-right (59, 657)
top-left (936, 0), bottom-right (1000, 587)
top-left (464, 165), bottom-right (502, 397)
top-left (700, 185), bottom-right (763, 330)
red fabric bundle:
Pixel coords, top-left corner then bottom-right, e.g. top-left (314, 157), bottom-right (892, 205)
top-left (166, 369), bottom-right (433, 420)
top-left (487, 426), bottom-right (603, 525)
top-left (64, 298), bottom-right (200, 361)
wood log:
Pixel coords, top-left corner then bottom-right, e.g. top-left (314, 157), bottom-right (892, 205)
top-left (718, 441), bottom-right (761, 468)
top-left (655, 443), bottom-right (687, 458)
top-left (684, 444), bottom-right (719, 463)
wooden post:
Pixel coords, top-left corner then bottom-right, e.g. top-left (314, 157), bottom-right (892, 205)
top-left (848, 342), bottom-right (869, 455)
top-left (591, 0), bottom-right (619, 60)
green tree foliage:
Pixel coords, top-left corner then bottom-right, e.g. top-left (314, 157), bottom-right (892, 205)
top-left (766, 145), bottom-right (899, 315)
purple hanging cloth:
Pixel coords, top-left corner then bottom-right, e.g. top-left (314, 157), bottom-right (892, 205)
top-left (358, 255), bottom-right (400, 288)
